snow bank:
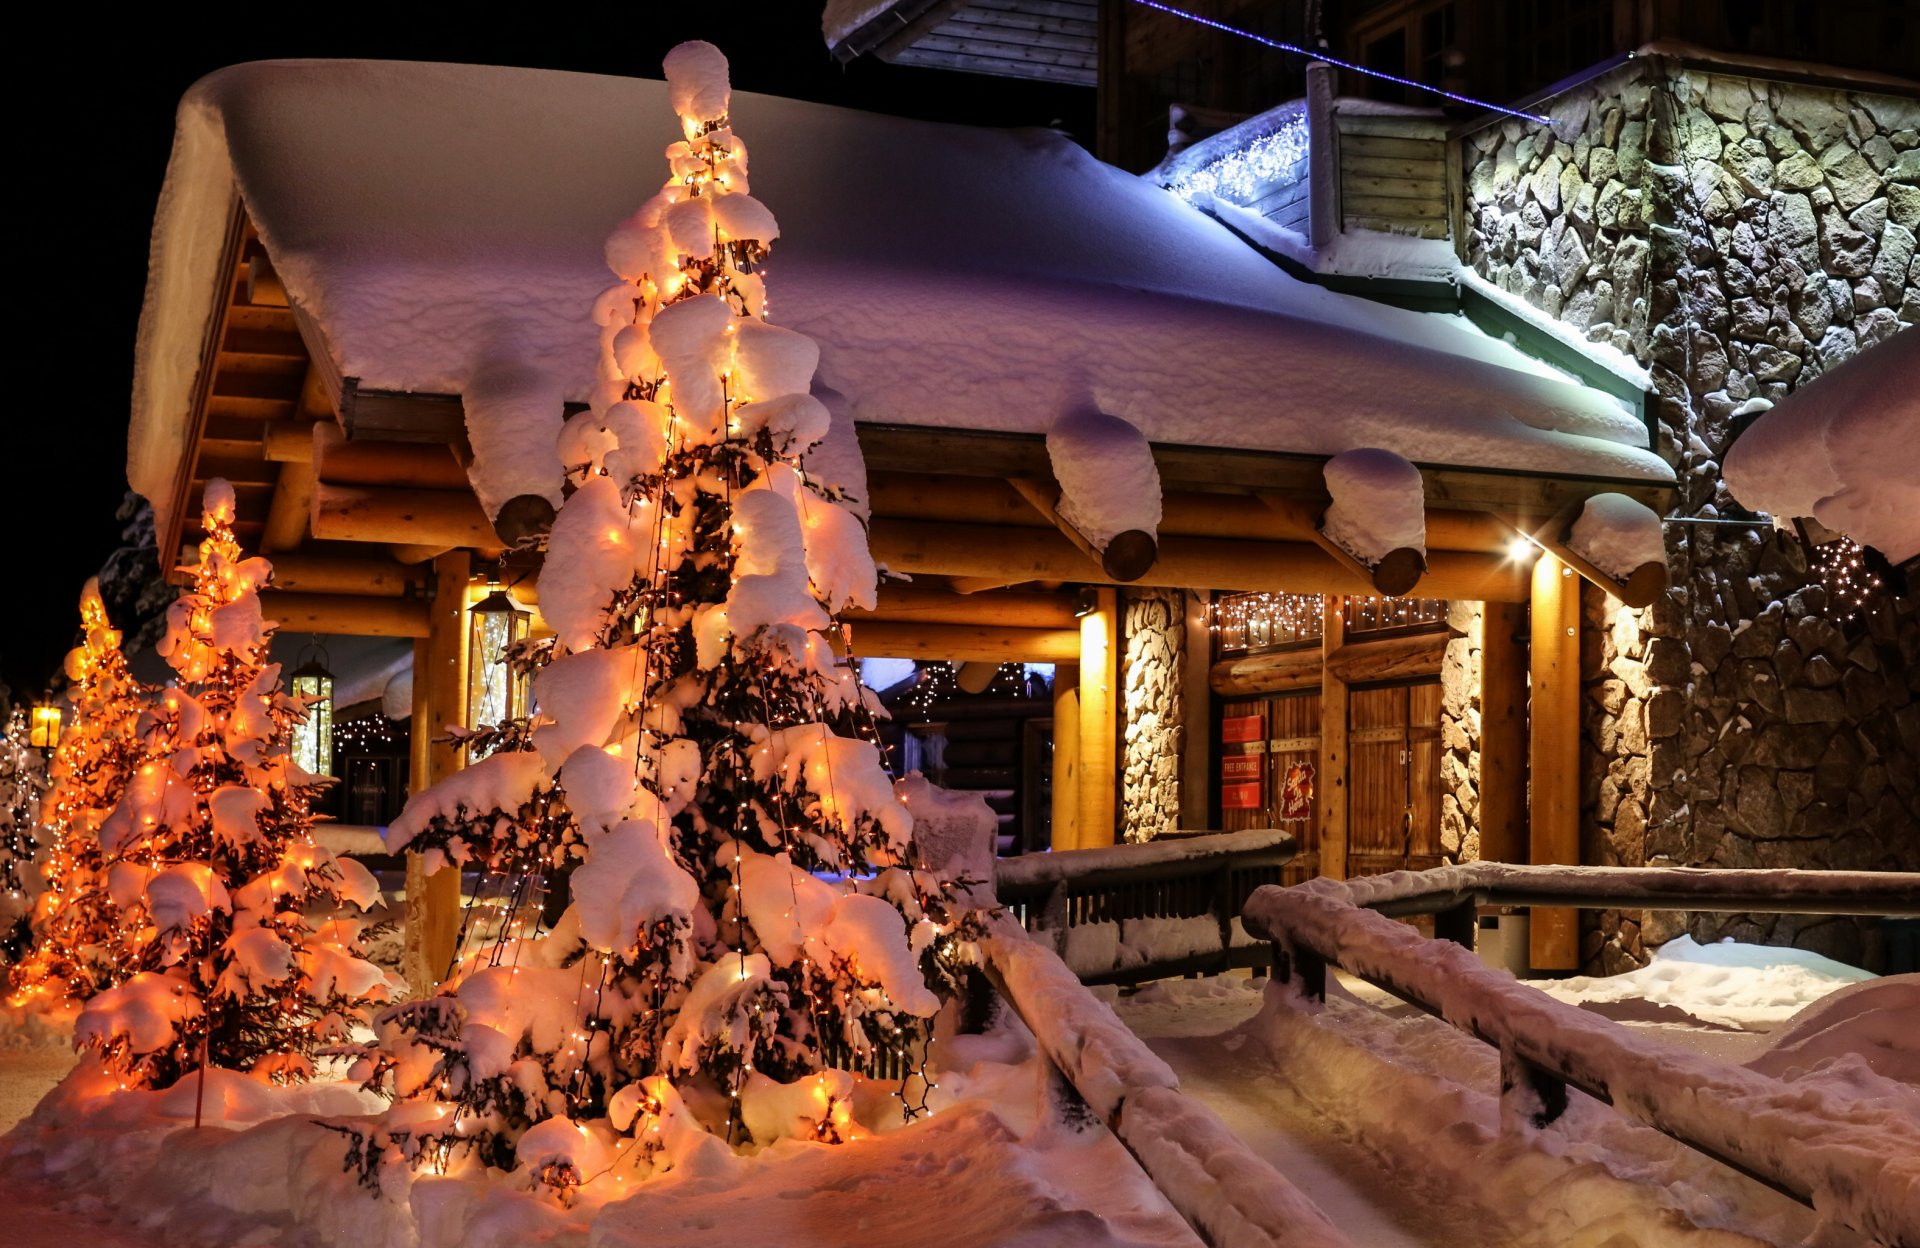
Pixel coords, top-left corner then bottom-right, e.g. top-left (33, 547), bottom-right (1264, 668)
top-left (1319, 449), bottom-right (1424, 565)
top-left (1566, 492), bottom-right (1666, 580)
top-left (1751, 974), bottom-right (1920, 1089)
top-left (131, 60), bottom-right (1671, 544)
top-left (1724, 327), bottom-right (1920, 562)
top-left (1535, 935), bottom-right (1873, 1030)
top-left (2, 1023), bottom-right (1203, 1248)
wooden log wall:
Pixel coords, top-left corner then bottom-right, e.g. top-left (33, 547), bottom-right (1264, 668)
top-left (1336, 111), bottom-right (1448, 239)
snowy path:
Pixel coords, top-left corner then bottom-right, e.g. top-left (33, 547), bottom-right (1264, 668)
top-left (1115, 980), bottom-right (1492, 1248)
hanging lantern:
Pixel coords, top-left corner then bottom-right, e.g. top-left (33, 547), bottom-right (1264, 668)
top-left (467, 578), bottom-right (531, 748)
top-left (289, 639), bottom-right (335, 778)
top-left (27, 698), bottom-right (61, 750)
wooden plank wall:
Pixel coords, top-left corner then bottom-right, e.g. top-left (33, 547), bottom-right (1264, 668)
top-left (1336, 112), bottom-right (1448, 239)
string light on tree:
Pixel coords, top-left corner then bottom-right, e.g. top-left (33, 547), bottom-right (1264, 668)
top-left (7, 580), bottom-right (155, 1009)
top-left (344, 43), bottom-right (983, 1198)
top-left (69, 481), bottom-right (392, 1091)
top-left (0, 707), bottom-right (49, 962)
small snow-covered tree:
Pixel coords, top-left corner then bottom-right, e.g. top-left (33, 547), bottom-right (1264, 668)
top-left (6, 580), bottom-right (153, 1006)
top-left (356, 42), bottom-right (983, 1195)
top-left (0, 706), bottom-right (49, 964)
top-left (73, 482), bottom-right (391, 1087)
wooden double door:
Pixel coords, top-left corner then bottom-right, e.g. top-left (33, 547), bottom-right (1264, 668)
top-left (1221, 680), bottom-right (1442, 880)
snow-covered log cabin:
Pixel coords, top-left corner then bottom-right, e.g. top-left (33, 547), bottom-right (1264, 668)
top-left (127, 22), bottom-right (1918, 985)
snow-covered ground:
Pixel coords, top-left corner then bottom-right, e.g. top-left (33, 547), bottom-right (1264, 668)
top-left (0, 1009), bottom-right (1201, 1248)
top-left (1111, 938), bottom-right (1913, 1247)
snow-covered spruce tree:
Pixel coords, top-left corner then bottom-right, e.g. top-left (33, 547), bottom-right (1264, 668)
top-left (6, 580), bottom-right (153, 1006)
top-left (355, 42), bottom-right (983, 1195)
top-left (0, 706), bottom-right (49, 964)
top-left (72, 481), bottom-right (390, 1087)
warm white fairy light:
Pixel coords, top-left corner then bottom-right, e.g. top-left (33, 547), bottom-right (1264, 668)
top-left (1810, 536), bottom-right (1882, 620)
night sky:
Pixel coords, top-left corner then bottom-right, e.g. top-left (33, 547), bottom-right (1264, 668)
top-left (0, 5), bottom-right (1094, 702)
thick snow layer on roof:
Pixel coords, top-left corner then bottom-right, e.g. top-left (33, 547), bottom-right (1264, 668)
top-left (1723, 327), bottom-right (1920, 563)
top-left (133, 59), bottom-right (1670, 539)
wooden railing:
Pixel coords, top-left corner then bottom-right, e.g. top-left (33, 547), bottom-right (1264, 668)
top-left (1242, 864), bottom-right (1920, 1245)
top-left (995, 829), bottom-right (1297, 985)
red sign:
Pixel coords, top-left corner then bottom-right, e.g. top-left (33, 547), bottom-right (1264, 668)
top-left (1279, 761), bottom-right (1315, 822)
top-left (1221, 714), bottom-right (1264, 744)
top-left (1221, 752), bottom-right (1264, 810)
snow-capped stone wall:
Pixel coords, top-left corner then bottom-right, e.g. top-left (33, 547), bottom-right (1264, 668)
top-left (1122, 589), bottom-right (1185, 843)
top-left (1438, 602), bottom-right (1484, 866)
top-left (1463, 56), bottom-right (1920, 972)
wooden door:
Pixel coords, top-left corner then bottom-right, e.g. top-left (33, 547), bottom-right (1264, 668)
top-left (1345, 681), bottom-right (1443, 877)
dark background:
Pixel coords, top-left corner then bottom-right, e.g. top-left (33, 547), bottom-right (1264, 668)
top-left (0, 4), bottom-right (1095, 702)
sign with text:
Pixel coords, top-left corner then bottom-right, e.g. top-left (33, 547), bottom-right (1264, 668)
top-left (1279, 760), bottom-right (1315, 822)
top-left (1221, 751), bottom-right (1264, 810)
top-left (1220, 713), bottom-right (1264, 744)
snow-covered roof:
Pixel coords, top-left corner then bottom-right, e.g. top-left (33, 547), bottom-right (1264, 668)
top-left (133, 59), bottom-right (1672, 541)
top-left (1723, 328), bottom-right (1919, 564)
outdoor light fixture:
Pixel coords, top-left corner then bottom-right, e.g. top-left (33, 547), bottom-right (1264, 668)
top-left (1074, 587), bottom-right (1100, 618)
top-left (467, 573), bottom-right (531, 754)
top-left (27, 698), bottom-right (61, 751)
top-left (289, 638), bottom-right (335, 778)
top-left (1508, 535), bottom-right (1538, 562)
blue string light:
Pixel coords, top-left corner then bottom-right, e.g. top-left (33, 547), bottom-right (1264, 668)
top-left (1127, 0), bottom-right (1552, 126)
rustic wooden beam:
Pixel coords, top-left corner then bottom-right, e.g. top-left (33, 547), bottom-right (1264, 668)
top-left (311, 483), bottom-right (500, 549)
top-left (1529, 554), bottom-right (1581, 970)
top-left (1260, 494), bottom-right (1427, 596)
top-left (314, 422), bottom-right (471, 489)
top-left (1209, 630), bottom-right (1446, 697)
top-left (390, 544), bottom-right (455, 565)
top-left (1506, 507), bottom-right (1668, 610)
top-left (946, 576), bottom-right (1026, 595)
top-left (258, 590), bottom-right (429, 638)
top-left (1318, 597), bottom-right (1349, 881)
top-left (269, 553), bottom-right (422, 598)
top-left (869, 519), bottom-right (1531, 601)
top-left (246, 254), bottom-right (289, 307)
top-left (848, 582), bottom-right (1079, 629)
top-left (263, 420), bottom-right (319, 463)
top-left (261, 460), bottom-right (316, 553)
top-left (844, 621), bottom-right (1080, 663)
top-left (1479, 602), bottom-right (1528, 865)
top-left (1006, 477), bottom-right (1156, 581)
top-left (1078, 588), bottom-right (1118, 849)
top-left (867, 472), bottom-right (1047, 528)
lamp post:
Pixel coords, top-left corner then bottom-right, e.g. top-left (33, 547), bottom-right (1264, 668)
top-left (467, 578), bottom-right (531, 758)
top-left (289, 640), bottom-right (335, 779)
top-left (27, 698), bottom-right (62, 753)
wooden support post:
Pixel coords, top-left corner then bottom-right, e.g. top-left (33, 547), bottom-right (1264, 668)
top-left (1479, 601), bottom-right (1529, 865)
top-left (1051, 663), bottom-right (1081, 852)
top-left (1529, 553), bottom-right (1581, 971)
top-left (402, 551), bottom-right (471, 995)
top-left (1077, 589), bottom-right (1118, 849)
top-left (1318, 596), bottom-right (1349, 880)
top-left (1179, 591), bottom-right (1212, 831)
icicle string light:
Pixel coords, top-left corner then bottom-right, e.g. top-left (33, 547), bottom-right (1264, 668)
top-left (1209, 592), bottom-right (1447, 649)
top-left (1128, 0), bottom-right (1554, 124)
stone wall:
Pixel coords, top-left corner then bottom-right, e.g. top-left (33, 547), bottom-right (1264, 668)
top-left (1439, 601), bottom-right (1484, 865)
top-left (1463, 57), bottom-right (1920, 971)
top-left (1121, 588), bottom-right (1185, 842)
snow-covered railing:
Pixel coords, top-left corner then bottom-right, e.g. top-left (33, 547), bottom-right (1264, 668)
top-left (980, 913), bottom-right (1352, 1248)
top-left (996, 829), bottom-right (1297, 985)
top-left (1242, 866), bottom-right (1920, 1244)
